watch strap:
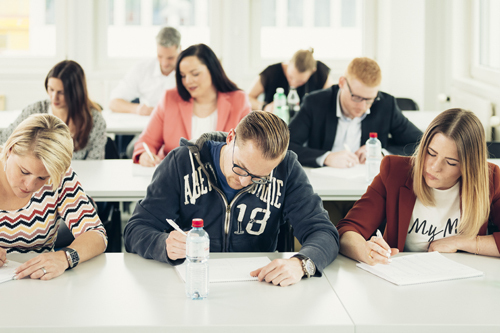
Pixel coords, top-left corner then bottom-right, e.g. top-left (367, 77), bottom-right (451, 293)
top-left (59, 247), bottom-right (79, 270)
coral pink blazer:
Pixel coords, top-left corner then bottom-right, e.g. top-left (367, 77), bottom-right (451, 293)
top-left (133, 88), bottom-right (251, 162)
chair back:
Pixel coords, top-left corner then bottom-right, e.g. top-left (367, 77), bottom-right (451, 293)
top-left (396, 98), bottom-right (419, 111)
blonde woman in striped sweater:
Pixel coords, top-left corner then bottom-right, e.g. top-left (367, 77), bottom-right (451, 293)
top-left (0, 114), bottom-right (107, 280)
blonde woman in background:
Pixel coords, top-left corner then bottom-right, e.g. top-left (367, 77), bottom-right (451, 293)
top-left (0, 114), bottom-right (107, 280)
top-left (337, 108), bottom-right (500, 264)
top-left (248, 48), bottom-right (333, 114)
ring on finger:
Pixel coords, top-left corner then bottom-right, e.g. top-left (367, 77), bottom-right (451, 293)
top-left (369, 250), bottom-right (374, 259)
top-left (40, 267), bottom-right (47, 275)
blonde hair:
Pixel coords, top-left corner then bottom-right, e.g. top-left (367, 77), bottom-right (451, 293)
top-left (346, 57), bottom-right (382, 87)
top-left (236, 111), bottom-right (289, 160)
top-left (291, 48), bottom-right (317, 73)
top-left (412, 108), bottom-right (489, 237)
top-left (0, 114), bottom-right (73, 188)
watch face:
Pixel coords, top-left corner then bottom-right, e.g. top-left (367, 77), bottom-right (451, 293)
top-left (305, 260), bottom-right (316, 275)
top-left (67, 249), bottom-right (79, 267)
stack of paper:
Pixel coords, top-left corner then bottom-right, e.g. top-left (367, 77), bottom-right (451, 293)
top-left (356, 252), bottom-right (483, 286)
top-left (175, 256), bottom-right (271, 283)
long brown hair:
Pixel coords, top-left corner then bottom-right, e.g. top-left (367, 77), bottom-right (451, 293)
top-left (412, 108), bottom-right (489, 237)
top-left (45, 60), bottom-right (100, 151)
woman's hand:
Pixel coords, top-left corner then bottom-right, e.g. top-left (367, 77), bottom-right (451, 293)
top-left (364, 235), bottom-right (399, 265)
top-left (428, 235), bottom-right (466, 253)
top-left (0, 247), bottom-right (6, 267)
top-left (139, 151), bottom-right (161, 167)
top-left (14, 251), bottom-right (69, 281)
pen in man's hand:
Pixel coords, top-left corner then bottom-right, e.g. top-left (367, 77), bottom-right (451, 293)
top-left (166, 219), bottom-right (187, 236)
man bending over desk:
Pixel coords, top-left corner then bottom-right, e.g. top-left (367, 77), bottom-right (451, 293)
top-left (124, 111), bottom-right (339, 286)
top-left (289, 57), bottom-right (422, 169)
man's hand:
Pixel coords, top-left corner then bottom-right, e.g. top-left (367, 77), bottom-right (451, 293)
top-left (166, 231), bottom-right (187, 260)
top-left (250, 258), bottom-right (304, 287)
top-left (355, 145), bottom-right (368, 164)
top-left (324, 150), bottom-right (359, 168)
top-left (136, 104), bottom-right (154, 116)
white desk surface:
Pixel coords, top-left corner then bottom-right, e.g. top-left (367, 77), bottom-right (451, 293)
top-left (1, 252), bottom-right (354, 333)
top-left (324, 253), bottom-right (500, 333)
top-left (0, 109), bottom-right (150, 135)
top-left (71, 159), bottom-right (153, 202)
top-left (71, 160), bottom-right (371, 202)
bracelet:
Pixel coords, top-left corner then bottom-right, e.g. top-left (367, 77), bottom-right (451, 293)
top-left (475, 235), bottom-right (480, 255)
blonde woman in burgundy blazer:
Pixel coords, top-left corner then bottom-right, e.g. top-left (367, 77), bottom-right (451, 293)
top-left (338, 109), bottom-right (500, 265)
top-left (133, 44), bottom-right (250, 165)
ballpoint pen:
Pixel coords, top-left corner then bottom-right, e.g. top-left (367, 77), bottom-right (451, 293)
top-left (166, 219), bottom-right (187, 236)
top-left (376, 229), bottom-right (391, 258)
top-left (142, 142), bottom-right (156, 164)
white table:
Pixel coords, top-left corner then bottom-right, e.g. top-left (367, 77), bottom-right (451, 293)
top-left (71, 160), bottom-right (371, 202)
top-left (72, 160), bottom-right (154, 202)
top-left (324, 253), bottom-right (500, 333)
top-left (0, 110), bottom-right (150, 135)
top-left (1, 252), bottom-right (354, 333)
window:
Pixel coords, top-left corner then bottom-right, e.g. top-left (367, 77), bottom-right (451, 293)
top-left (0, 0), bottom-right (56, 58)
top-left (477, 0), bottom-right (500, 70)
top-left (260, 0), bottom-right (363, 60)
top-left (107, 0), bottom-right (210, 58)
top-left (470, 0), bottom-right (500, 87)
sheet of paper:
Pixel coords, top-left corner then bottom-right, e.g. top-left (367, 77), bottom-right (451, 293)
top-left (175, 256), bottom-right (271, 283)
top-left (0, 260), bottom-right (22, 284)
top-left (356, 252), bottom-right (483, 286)
top-left (311, 165), bottom-right (365, 179)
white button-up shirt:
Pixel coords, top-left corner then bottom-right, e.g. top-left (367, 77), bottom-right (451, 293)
top-left (110, 58), bottom-right (176, 107)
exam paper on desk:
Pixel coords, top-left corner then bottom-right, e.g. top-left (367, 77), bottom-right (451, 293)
top-left (311, 165), bottom-right (365, 179)
top-left (0, 260), bottom-right (22, 284)
top-left (175, 257), bottom-right (271, 283)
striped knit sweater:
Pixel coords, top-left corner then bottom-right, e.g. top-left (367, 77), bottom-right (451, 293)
top-left (0, 168), bottom-right (107, 253)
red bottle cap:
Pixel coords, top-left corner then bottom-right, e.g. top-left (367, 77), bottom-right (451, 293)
top-left (192, 218), bottom-right (204, 228)
top-left (369, 132), bottom-right (378, 138)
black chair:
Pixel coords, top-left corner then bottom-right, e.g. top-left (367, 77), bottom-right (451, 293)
top-left (487, 142), bottom-right (500, 159)
top-left (276, 220), bottom-right (294, 252)
top-left (396, 98), bottom-right (419, 111)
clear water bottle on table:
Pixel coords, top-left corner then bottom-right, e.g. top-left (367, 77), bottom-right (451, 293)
top-left (287, 87), bottom-right (300, 119)
top-left (273, 87), bottom-right (289, 124)
top-left (185, 218), bottom-right (210, 300)
top-left (366, 132), bottom-right (382, 183)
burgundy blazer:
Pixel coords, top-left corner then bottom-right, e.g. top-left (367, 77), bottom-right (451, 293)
top-left (337, 155), bottom-right (500, 252)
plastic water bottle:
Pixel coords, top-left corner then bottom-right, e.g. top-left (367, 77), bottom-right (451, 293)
top-left (366, 132), bottom-right (382, 183)
top-left (273, 87), bottom-right (289, 124)
top-left (185, 218), bottom-right (209, 300)
top-left (287, 87), bottom-right (300, 118)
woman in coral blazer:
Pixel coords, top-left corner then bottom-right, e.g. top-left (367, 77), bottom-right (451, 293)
top-left (133, 44), bottom-right (251, 166)
top-left (338, 108), bottom-right (500, 265)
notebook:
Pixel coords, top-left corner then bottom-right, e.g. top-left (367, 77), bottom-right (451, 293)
top-left (311, 165), bottom-right (365, 179)
top-left (356, 252), bottom-right (483, 286)
top-left (175, 256), bottom-right (271, 283)
top-left (0, 260), bottom-right (22, 284)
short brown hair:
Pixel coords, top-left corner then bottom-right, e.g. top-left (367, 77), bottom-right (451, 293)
top-left (412, 108), bottom-right (489, 237)
top-left (346, 57), bottom-right (382, 87)
top-left (291, 48), bottom-right (317, 73)
top-left (0, 114), bottom-right (73, 188)
top-left (235, 111), bottom-right (289, 160)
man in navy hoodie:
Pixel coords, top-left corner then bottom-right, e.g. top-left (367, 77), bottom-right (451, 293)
top-left (124, 111), bottom-right (339, 286)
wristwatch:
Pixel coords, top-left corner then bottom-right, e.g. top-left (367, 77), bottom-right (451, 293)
top-left (293, 254), bottom-right (316, 278)
top-left (60, 247), bottom-right (80, 270)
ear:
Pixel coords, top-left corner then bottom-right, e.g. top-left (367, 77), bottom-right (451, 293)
top-left (338, 76), bottom-right (346, 88)
top-left (226, 129), bottom-right (236, 145)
